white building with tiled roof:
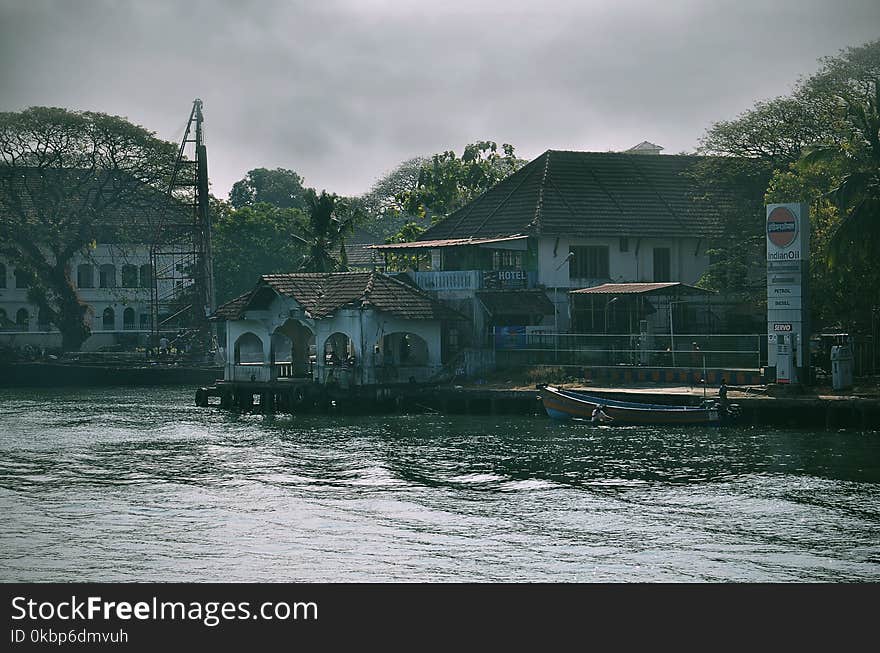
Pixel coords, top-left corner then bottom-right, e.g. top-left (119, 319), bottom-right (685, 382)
top-left (372, 148), bottom-right (750, 335)
top-left (211, 271), bottom-right (468, 386)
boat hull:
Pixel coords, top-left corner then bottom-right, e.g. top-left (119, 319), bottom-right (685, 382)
top-left (539, 386), bottom-right (720, 426)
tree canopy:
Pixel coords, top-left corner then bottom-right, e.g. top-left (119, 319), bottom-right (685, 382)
top-left (0, 106), bottom-right (177, 350)
top-left (354, 156), bottom-right (427, 239)
top-left (697, 38), bottom-right (880, 333)
top-left (212, 200), bottom-right (307, 303)
top-left (228, 167), bottom-right (307, 210)
top-left (397, 141), bottom-right (526, 223)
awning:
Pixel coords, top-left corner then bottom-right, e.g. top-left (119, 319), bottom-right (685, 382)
top-left (369, 235), bottom-right (528, 251)
top-left (476, 290), bottom-right (554, 315)
top-left (570, 282), bottom-right (714, 296)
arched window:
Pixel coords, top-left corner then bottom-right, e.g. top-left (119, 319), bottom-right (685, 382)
top-left (102, 307), bottom-right (115, 330)
top-left (123, 307), bottom-right (136, 329)
top-left (0, 308), bottom-right (8, 329)
top-left (121, 264), bottom-right (138, 288)
top-left (77, 264), bottom-right (94, 288)
top-left (16, 308), bottom-right (29, 330)
top-left (99, 264), bottom-right (116, 288)
top-left (139, 264), bottom-right (152, 288)
top-left (0, 263), bottom-right (6, 288)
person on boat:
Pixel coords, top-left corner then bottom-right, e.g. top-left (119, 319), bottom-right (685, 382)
top-left (591, 404), bottom-right (614, 424)
top-left (718, 378), bottom-right (729, 414)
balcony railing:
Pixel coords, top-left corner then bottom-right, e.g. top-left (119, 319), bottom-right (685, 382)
top-left (409, 270), bottom-right (483, 291)
top-left (409, 270), bottom-right (538, 292)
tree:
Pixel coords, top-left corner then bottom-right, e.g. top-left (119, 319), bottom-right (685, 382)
top-left (0, 107), bottom-right (176, 350)
top-left (697, 39), bottom-right (880, 333)
top-left (355, 156), bottom-right (427, 239)
top-left (798, 40), bottom-right (880, 264)
top-left (382, 221), bottom-right (428, 272)
top-left (212, 200), bottom-right (307, 303)
top-left (228, 167), bottom-right (307, 210)
top-left (295, 189), bottom-right (358, 272)
top-left (398, 141), bottom-right (526, 222)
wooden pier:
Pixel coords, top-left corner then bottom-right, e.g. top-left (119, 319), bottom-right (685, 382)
top-left (194, 380), bottom-right (880, 429)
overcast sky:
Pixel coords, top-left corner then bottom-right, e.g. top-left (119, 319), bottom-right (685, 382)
top-left (1, 0), bottom-right (878, 199)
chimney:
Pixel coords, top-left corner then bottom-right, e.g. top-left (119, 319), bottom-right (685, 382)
top-left (624, 141), bottom-right (664, 155)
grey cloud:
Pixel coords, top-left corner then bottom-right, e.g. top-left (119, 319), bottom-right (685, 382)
top-left (1, 0), bottom-right (878, 198)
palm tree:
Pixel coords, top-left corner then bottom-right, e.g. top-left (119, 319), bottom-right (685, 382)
top-left (295, 189), bottom-right (355, 272)
top-left (800, 79), bottom-right (880, 265)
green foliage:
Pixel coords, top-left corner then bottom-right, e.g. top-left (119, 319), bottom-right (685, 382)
top-left (697, 38), bottom-right (880, 334)
top-left (0, 106), bottom-right (177, 350)
top-left (212, 200), bottom-right (307, 303)
top-left (383, 222), bottom-right (428, 271)
top-left (355, 157), bottom-right (427, 239)
top-left (799, 40), bottom-right (880, 265)
top-left (398, 141), bottom-right (526, 222)
top-left (228, 167), bottom-right (307, 210)
top-left (690, 157), bottom-right (772, 312)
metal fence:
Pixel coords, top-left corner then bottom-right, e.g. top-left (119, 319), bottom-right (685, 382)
top-left (493, 332), bottom-right (765, 371)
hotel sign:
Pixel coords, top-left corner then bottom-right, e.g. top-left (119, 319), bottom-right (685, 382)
top-left (483, 269), bottom-right (528, 289)
top-left (766, 203), bottom-right (810, 380)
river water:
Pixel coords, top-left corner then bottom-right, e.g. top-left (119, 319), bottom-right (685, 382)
top-left (1, 386), bottom-right (878, 582)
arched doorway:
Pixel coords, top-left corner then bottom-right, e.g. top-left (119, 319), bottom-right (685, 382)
top-left (378, 332), bottom-right (431, 382)
top-left (271, 319), bottom-right (315, 379)
top-left (102, 307), bottom-right (115, 330)
top-left (320, 331), bottom-right (356, 387)
top-left (234, 332), bottom-right (264, 364)
top-left (323, 332), bottom-right (355, 366)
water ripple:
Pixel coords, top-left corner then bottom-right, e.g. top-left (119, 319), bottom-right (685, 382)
top-left (1, 386), bottom-right (879, 582)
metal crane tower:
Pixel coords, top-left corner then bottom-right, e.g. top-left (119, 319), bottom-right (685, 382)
top-left (149, 99), bottom-right (216, 358)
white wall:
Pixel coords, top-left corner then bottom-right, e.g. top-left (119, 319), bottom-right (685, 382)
top-left (537, 235), bottom-right (709, 289)
top-left (223, 290), bottom-right (444, 385)
top-left (0, 243), bottom-right (178, 348)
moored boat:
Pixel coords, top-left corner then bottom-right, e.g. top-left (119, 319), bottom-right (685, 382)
top-left (538, 384), bottom-right (726, 425)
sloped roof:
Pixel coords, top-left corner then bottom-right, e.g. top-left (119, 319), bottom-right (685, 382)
top-left (212, 271), bottom-right (464, 322)
top-left (371, 235), bottom-right (528, 250)
top-left (570, 282), bottom-right (714, 295)
top-left (417, 150), bottom-right (733, 242)
top-left (344, 227), bottom-right (381, 267)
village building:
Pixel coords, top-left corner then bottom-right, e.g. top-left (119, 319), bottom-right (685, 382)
top-left (372, 147), bottom-right (741, 344)
top-left (211, 271), bottom-right (467, 388)
top-left (0, 170), bottom-right (193, 352)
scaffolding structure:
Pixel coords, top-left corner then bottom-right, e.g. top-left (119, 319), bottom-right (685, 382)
top-left (149, 99), bottom-right (216, 357)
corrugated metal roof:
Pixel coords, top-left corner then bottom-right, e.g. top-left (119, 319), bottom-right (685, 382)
top-left (369, 235), bottom-right (528, 250)
top-left (570, 282), bottom-right (714, 295)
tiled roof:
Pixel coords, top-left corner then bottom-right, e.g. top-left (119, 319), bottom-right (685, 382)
top-left (212, 271), bottom-right (464, 322)
top-left (570, 282), bottom-right (714, 295)
top-left (476, 290), bottom-right (554, 315)
top-left (418, 150), bottom-right (737, 242)
top-left (345, 227), bottom-right (381, 267)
